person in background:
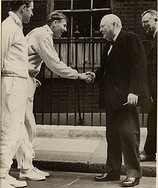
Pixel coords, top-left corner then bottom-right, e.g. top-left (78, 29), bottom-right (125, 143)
top-left (1, 0), bottom-right (34, 187)
top-left (16, 11), bottom-right (92, 181)
top-left (140, 9), bottom-right (157, 162)
top-left (87, 14), bottom-right (150, 187)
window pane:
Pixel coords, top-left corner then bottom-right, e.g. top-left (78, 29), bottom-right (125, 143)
top-left (93, 0), bottom-right (111, 8)
top-left (73, 0), bottom-right (91, 9)
top-left (54, 0), bottom-right (71, 10)
top-left (92, 11), bottom-right (111, 35)
top-left (73, 12), bottom-right (91, 36)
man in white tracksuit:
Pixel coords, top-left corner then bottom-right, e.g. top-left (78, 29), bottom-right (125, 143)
top-left (1, 1), bottom-right (34, 188)
top-left (16, 11), bottom-right (91, 181)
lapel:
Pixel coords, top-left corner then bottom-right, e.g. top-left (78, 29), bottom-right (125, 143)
top-left (101, 42), bottom-right (111, 66)
top-left (147, 32), bottom-right (157, 58)
top-left (150, 32), bottom-right (157, 51)
top-left (107, 30), bottom-right (124, 62)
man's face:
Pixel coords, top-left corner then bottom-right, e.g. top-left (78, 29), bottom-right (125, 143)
top-left (53, 19), bottom-right (67, 37)
top-left (142, 13), bottom-right (157, 38)
top-left (99, 19), bottom-right (114, 41)
top-left (22, 1), bottom-right (34, 23)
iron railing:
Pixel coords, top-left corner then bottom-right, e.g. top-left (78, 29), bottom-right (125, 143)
top-left (34, 37), bottom-right (149, 127)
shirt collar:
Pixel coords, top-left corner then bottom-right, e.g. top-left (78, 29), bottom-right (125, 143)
top-left (43, 24), bottom-right (53, 36)
top-left (153, 29), bottom-right (158, 38)
top-left (9, 11), bottom-right (23, 28)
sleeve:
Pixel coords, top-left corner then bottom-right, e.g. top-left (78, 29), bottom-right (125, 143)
top-left (94, 66), bottom-right (104, 82)
top-left (94, 45), bottom-right (107, 82)
top-left (35, 34), bottom-right (79, 79)
top-left (127, 33), bottom-right (147, 97)
top-left (2, 23), bottom-right (13, 68)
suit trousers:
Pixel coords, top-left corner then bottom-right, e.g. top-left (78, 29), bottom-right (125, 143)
top-left (0, 77), bottom-right (27, 177)
top-left (16, 75), bottom-right (37, 170)
top-left (105, 106), bottom-right (142, 178)
top-left (144, 104), bottom-right (157, 155)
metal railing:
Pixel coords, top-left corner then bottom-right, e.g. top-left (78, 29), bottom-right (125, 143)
top-left (34, 37), bottom-right (149, 127)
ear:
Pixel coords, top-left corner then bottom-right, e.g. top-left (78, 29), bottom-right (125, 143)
top-left (53, 20), bottom-right (59, 26)
top-left (20, 4), bottom-right (27, 13)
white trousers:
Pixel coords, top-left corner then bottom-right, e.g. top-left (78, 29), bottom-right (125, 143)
top-left (16, 76), bottom-right (37, 170)
top-left (0, 77), bottom-right (27, 178)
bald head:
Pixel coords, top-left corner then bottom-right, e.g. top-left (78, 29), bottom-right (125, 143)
top-left (101, 14), bottom-right (122, 28)
top-left (100, 14), bottom-right (122, 41)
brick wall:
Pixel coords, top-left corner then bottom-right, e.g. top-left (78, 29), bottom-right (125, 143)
top-left (34, 79), bottom-right (100, 113)
top-left (112, 0), bottom-right (157, 38)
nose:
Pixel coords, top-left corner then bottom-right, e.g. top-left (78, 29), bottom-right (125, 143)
top-left (64, 26), bottom-right (67, 32)
top-left (31, 10), bottom-right (33, 17)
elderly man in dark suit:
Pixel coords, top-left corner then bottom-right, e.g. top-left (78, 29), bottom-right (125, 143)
top-left (140, 9), bottom-right (157, 162)
top-left (87, 14), bottom-right (150, 187)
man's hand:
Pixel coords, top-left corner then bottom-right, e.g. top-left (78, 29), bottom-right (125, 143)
top-left (85, 71), bottom-right (96, 83)
top-left (78, 73), bottom-right (92, 83)
top-left (78, 72), bottom-right (95, 83)
top-left (123, 93), bottom-right (138, 106)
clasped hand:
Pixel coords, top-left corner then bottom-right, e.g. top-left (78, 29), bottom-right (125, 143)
top-left (78, 71), bottom-right (96, 83)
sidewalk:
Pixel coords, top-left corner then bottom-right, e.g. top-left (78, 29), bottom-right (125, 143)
top-left (10, 170), bottom-right (156, 188)
top-left (27, 126), bottom-right (156, 177)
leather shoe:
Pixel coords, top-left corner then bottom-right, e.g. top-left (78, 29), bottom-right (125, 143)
top-left (140, 151), bottom-right (155, 162)
top-left (121, 177), bottom-right (140, 187)
top-left (94, 173), bottom-right (120, 181)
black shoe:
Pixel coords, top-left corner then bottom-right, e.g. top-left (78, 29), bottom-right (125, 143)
top-left (94, 173), bottom-right (120, 181)
top-left (121, 177), bottom-right (140, 187)
top-left (140, 151), bottom-right (155, 162)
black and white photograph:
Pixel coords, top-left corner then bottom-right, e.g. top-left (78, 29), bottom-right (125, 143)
top-left (1, 0), bottom-right (157, 187)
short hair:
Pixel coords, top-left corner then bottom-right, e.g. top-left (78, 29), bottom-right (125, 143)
top-left (9, 0), bottom-right (33, 11)
top-left (141, 9), bottom-right (158, 19)
top-left (47, 11), bottom-right (67, 26)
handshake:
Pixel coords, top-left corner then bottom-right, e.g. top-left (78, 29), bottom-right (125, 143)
top-left (78, 71), bottom-right (96, 83)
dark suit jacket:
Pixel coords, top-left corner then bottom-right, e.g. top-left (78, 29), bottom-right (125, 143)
top-left (147, 32), bottom-right (157, 103)
top-left (95, 30), bottom-right (150, 109)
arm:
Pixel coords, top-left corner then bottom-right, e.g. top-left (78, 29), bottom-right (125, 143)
top-left (2, 23), bottom-right (14, 68)
top-left (93, 44), bottom-right (108, 83)
top-left (127, 33), bottom-right (147, 105)
top-left (36, 34), bottom-right (79, 79)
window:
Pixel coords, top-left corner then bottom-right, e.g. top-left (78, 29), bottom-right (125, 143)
top-left (44, 0), bottom-right (113, 76)
top-left (53, 0), bottom-right (112, 37)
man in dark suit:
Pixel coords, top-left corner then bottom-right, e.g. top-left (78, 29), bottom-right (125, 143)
top-left (140, 10), bottom-right (157, 161)
top-left (88, 14), bottom-right (150, 187)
